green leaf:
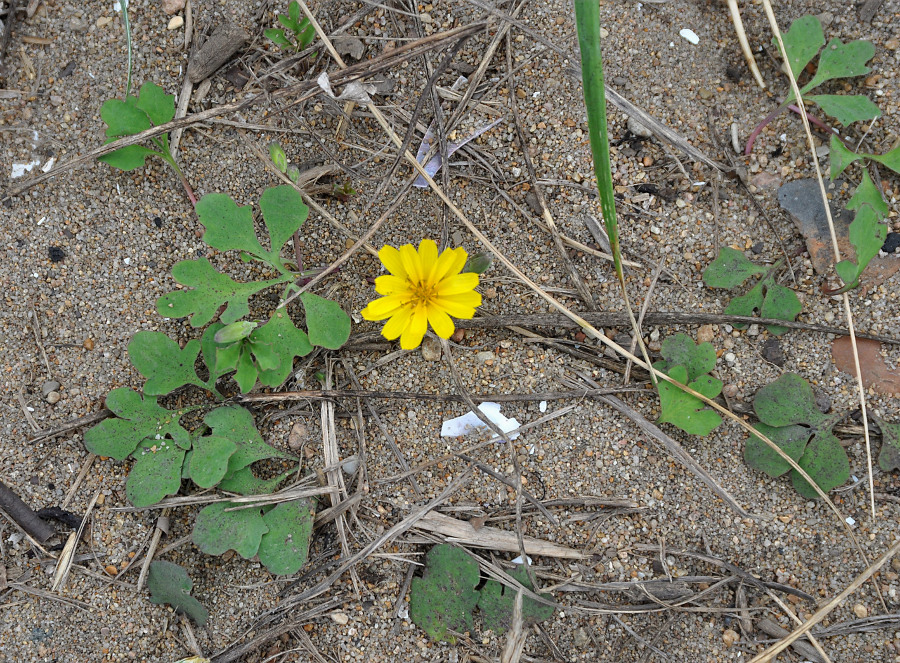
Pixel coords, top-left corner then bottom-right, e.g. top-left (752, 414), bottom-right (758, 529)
top-left (758, 283), bottom-right (802, 335)
top-left (410, 544), bottom-right (480, 643)
top-left (192, 502), bottom-right (268, 559)
top-left (875, 417), bottom-right (900, 472)
top-left (296, 22), bottom-right (316, 49)
top-left (257, 500), bottom-right (315, 575)
top-left (127, 438), bottom-right (186, 507)
top-left (777, 15), bottom-right (824, 85)
top-left (848, 170), bottom-right (889, 218)
top-left (744, 422), bottom-right (810, 478)
top-left (147, 561), bottom-right (209, 626)
top-left (753, 373), bottom-right (828, 428)
top-left (100, 97), bottom-right (151, 137)
top-left (724, 281), bottom-right (765, 328)
top-left (135, 81), bottom-right (176, 127)
top-left (157, 258), bottom-right (288, 327)
top-left (806, 94), bottom-right (881, 127)
top-left (478, 566), bottom-right (554, 635)
top-left (747, 373), bottom-right (850, 498)
top-left (278, 13), bottom-right (301, 35)
top-left (829, 135), bottom-right (862, 180)
top-left (836, 204), bottom-right (888, 289)
top-left (288, 0), bottom-right (301, 25)
top-left (300, 292), bottom-right (351, 349)
top-left (463, 252), bottom-right (493, 275)
top-left (204, 406), bottom-right (293, 478)
top-left (196, 194), bottom-right (268, 258)
top-left (217, 466), bottom-right (293, 495)
top-left (199, 323), bottom-right (238, 391)
top-left (801, 38), bottom-right (875, 94)
top-left (702, 247), bottom-right (765, 289)
top-left (128, 331), bottom-right (207, 395)
top-left (251, 310), bottom-right (313, 386)
top-left (656, 332), bottom-right (716, 382)
top-left (265, 28), bottom-right (293, 47)
top-left (791, 431), bottom-right (850, 499)
top-left (98, 144), bottom-right (160, 171)
top-left (259, 185), bottom-right (309, 260)
top-left (234, 346), bottom-right (258, 393)
top-left (871, 145), bottom-right (900, 176)
top-left (656, 365), bottom-right (722, 436)
top-left (189, 435), bottom-right (238, 488)
top-left (84, 388), bottom-right (190, 460)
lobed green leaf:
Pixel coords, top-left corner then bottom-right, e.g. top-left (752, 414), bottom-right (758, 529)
top-left (257, 500), bottom-right (315, 575)
top-left (410, 544), bottom-right (480, 643)
top-left (300, 292), bottom-right (351, 349)
top-left (147, 561), bottom-right (209, 626)
top-left (702, 247), bottom-right (765, 290)
top-left (192, 502), bottom-right (269, 559)
top-left (127, 438), bottom-right (186, 507)
top-left (128, 331), bottom-right (207, 395)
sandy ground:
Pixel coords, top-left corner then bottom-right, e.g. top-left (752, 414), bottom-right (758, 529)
top-left (1, 0), bottom-right (899, 661)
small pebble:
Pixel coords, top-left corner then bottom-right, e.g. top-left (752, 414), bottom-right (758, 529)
top-left (853, 604), bottom-right (868, 619)
top-left (105, 565), bottom-right (119, 576)
top-left (162, 0), bottom-right (186, 14)
top-left (450, 329), bottom-right (465, 343)
top-left (167, 16), bottom-right (184, 30)
top-left (46, 391), bottom-right (61, 405)
top-left (696, 325), bottom-right (715, 345)
top-left (421, 336), bottom-right (442, 362)
top-left (761, 338), bottom-right (785, 367)
top-left (330, 611), bottom-right (350, 625)
top-left (627, 116), bottom-right (652, 138)
top-left (341, 456), bottom-right (359, 475)
top-left (41, 380), bottom-right (61, 397)
top-left (722, 629), bottom-right (739, 647)
top-left (476, 351), bottom-right (495, 363)
top-left (747, 324), bottom-right (759, 336)
top-left (48, 246), bottom-right (66, 262)
top-left (724, 352), bottom-right (736, 363)
top-left (83, 338), bottom-right (95, 351)
top-left (679, 28), bottom-right (700, 45)
top-left (288, 422), bottom-right (307, 451)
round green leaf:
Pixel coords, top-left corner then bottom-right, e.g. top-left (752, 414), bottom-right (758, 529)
top-left (410, 544), bottom-right (480, 643)
top-left (190, 435), bottom-right (237, 488)
top-left (300, 292), bottom-right (351, 349)
top-left (257, 500), bottom-right (315, 575)
top-left (192, 502), bottom-right (268, 559)
top-left (127, 439), bottom-right (186, 507)
top-left (791, 432), bottom-right (850, 499)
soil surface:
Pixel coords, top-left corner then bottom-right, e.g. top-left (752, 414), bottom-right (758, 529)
top-left (1, 0), bottom-right (899, 662)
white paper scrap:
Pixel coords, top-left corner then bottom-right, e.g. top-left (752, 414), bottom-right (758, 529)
top-left (11, 160), bottom-right (41, 178)
top-left (680, 29), bottom-right (700, 45)
top-left (511, 555), bottom-right (533, 565)
top-left (440, 402), bottom-right (521, 440)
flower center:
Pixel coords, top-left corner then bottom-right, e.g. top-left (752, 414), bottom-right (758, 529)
top-left (407, 279), bottom-right (437, 307)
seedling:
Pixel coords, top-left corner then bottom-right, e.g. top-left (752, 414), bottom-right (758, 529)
top-left (746, 15), bottom-right (881, 154)
top-left (266, 1), bottom-right (316, 52)
top-left (653, 334), bottom-right (723, 436)
top-left (703, 247), bottom-right (802, 335)
top-left (744, 373), bottom-right (849, 498)
top-left (147, 561), bottom-right (209, 626)
top-left (409, 544), bottom-right (555, 643)
top-left (269, 141), bottom-right (301, 184)
top-left (98, 81), bottom-right (196, 205)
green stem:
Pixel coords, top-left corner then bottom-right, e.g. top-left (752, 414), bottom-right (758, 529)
top-left (122, 0), bottom-right (133, 97)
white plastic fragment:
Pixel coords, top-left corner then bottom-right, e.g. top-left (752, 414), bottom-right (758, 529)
top-left (511, 555), bottom-right (532, 565)
top-left (846, 516), bottom-right (856, 526)
top-left (42, 157), bottom-right (56, 172)
top-left (679, 29), bottom-right (700, 45)
top-left (440, 402), bottom-right (521, 440)
top-left (11, 160), bottom-right (41, 178)
top-left (539, 401), bottom-right (547, 413)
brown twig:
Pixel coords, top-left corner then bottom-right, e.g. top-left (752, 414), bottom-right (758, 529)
top-left (0, 480), bottom-right (55, 543)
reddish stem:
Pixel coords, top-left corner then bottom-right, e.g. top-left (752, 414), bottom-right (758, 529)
top-left (745, 104), bottom-right (840, 156)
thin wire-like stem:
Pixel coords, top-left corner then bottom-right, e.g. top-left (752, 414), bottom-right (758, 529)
top-left (122, 0), bottom-right (133, 97)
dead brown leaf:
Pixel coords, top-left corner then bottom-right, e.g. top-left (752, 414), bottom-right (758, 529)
top-left (831, 337), bottom-right (900, 396)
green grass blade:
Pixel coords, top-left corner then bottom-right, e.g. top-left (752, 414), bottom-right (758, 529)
top-left (574, 0), bottom-right (620, 279)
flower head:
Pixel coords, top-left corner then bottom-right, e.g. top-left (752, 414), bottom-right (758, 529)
top-left (361, 239), bottom-right (482, 349)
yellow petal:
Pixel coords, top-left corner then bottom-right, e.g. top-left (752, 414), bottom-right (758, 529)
top-left (374, 274), bottom-right (411, 296)
top-left (362, 294), bottom-right (404, 320)
top-left (427, 306), bottom-right (455, 339)
top-left (379, 245), bottom-right (408, 278)
top-left (434, 292), bottom-right (480, 318)
top-left (399, 244), bottom-right (423, 284)
top-left (400, 305), bottom-right (428, 349)
top-left (432, 246), bottom-right (467, 283)
top-left (381, 307), bottom-right (413, 340)
top-left (417, 239), bottom-right (439, 282)
top-left (437, 272), bottom-right (479, 296)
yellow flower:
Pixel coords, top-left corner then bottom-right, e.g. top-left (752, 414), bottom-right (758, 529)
top-left (361, 239), bottom-right (482, 349)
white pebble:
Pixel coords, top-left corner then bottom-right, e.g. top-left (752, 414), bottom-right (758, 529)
top-left (679, 29), bottom-right (700, 45)
top-left (167, 16), bottom-right (184, 30)
top-left (724, 352), bottom-right (736, 363)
